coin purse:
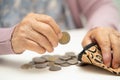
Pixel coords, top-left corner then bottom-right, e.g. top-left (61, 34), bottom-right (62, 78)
top-left (78, 43), bottom-right (120, 75)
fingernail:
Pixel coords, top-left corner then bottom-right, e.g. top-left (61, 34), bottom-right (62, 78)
top-left (106, 62), bottom-right (110, 67)
top-left (103, 57), bottom-right (110, 67)
top-left (113, 64), bottom-right (119, 69)
top-left (102, 53), bottom-right (111, 67)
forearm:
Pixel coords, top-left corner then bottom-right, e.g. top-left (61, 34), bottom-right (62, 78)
top-left (79, 0), bottom-right (120, 30)
top-left (0, 27), bottom-right (15, 54)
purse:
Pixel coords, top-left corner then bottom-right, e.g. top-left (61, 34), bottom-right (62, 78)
top-left (78, 43), bottom-right (120, 75)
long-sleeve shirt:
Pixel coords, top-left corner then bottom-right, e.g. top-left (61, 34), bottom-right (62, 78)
top-left (0, 0), bottom-right (119, 54)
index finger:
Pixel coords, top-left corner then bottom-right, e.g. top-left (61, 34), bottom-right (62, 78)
top-left (92, 33), bottom-right (111, 67)
top-left (35, 14), bottom-right (62, 39)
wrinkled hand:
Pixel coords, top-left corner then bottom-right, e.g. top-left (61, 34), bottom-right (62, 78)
top-left (82, 27), bottom-right (120, 69)
top-left (11, 13), bottom-right (62, 54)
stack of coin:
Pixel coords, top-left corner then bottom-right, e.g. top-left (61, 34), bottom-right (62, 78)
top-left (21, 52), bottom-right (79, 71)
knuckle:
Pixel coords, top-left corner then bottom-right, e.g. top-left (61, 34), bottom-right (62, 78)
top-left (18, 27), bottom-right (26, 33)
top-left (111, 41), bottom-right (119, 48)
top-left (101, 43), bottom-right (107, 47)
top-left (54, 42), bottom-right (58, 47)
top-left (18, 27), bottom-right (30, 37)
top-left (27, 13), bottom-right (35, 17)
top-left (46, 16), bottom-right (53, 22)
top-left (47, 16), bottom-right (52, 20)
top-left (22, 18), bottom-right (32, 25)
top-left (48, 48), bottom-right (54, 53)
top-left (40, 49), bottom-right (46, 54)
top-left (38, 35), bottom-right (47, 42)
top-left (43, 25), bottom-right (52, 34)
top-left (100, 41), bottom-right (110, 47)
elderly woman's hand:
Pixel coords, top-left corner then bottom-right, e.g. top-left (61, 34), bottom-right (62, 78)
top-left (11, 13), bottom-right (62, 54)
top-left (82, 27), bottom-right (120, 69)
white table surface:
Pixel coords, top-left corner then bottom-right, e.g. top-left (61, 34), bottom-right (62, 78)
top-left (0, 29), bottom-right (119, 80)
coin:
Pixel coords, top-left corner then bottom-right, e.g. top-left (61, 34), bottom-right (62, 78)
top-left (35, 62), bottom-right (48, 69)
top-left (49, 65), bottom-right (61, 71)
top-left (21, 63), bottom-right (33, 69)
top-left (59, 55), bottom-right (71, 61)
top-left (60, 63), bottom-right (71, 67)
top-left (54, 59), bottom-right (66, 65)
top-left (67, 58), bottom-right (78, 65)
top-left (59, 32), bottom-right (70, 44)
top-left (47, 56), bottom-right (58, 62)
top-left (41, 55), bottom-right (52, 61)
top-left (33, 57), bottom-right (46, 63)
top-left (48, 62), bottom-right (55, 66)
top-left (21, 51), bottom-right (80, 71)
top-left (65, 52), bottom-right (76, 58)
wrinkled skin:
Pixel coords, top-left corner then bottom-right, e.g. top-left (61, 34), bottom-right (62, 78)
top-left (82, 27), bottom-right (120, 69)
top-left (11, 13), bottom-right (62, 54)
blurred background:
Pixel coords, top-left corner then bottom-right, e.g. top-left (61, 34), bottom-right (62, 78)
top-left (114, 0), bottom-right (120, 14)
top-left (0, 0), bottom-right (120, 29)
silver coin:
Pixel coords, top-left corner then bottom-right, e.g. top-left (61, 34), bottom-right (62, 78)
top-left (67, 58), bottom-right (78, 65)
top-left (21, 53), bottom-right (79, 71)
top-left (41, 55), bottom-right (52, 61)
top-left (60, 63), bottom-right (71, 67)
top-left (54, 59), bottom-right (66, 65)
top-left (59, 55), bottom-right (71, 61)
top-left (65, 52), bottom-right (76, 58)
top-left (48, 62), bottom-right (55, 66)
top-left (53, 55), bottom-right (61, 59)
top-left (49, 65), bottom-right (61, 71)
top-left (47, 56), bottom-right (59, 62)
top-left (32, 57), bottom-right (46, 63)
top-left (35, 62), bottom-right (48, 69)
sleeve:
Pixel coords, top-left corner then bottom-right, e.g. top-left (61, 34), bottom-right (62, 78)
top-left (78, 0), bottom-right (120, 31)
top-left (0, 27), bottom-right (15, 54)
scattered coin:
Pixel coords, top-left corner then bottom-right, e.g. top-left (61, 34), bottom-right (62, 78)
top-left (21, 63), bottom-right (33, 69)
top-left (65, 52), bottom-right (76, 58)
top-left (47, 56), bottom-right (58, 62)
top-left (59, 32), bottom-right (70, 44)
top-left (32, 57), bottom-right (46, 64)
top-left (67, 58), bottom-right (78, 65)
top-left (41, 55), bottom-right (52, 61)
top-left (59, 55), bottom-right (71, 61)
top-left (21, 52), bottom-right (81, 71)
top-left (49, 65), bottom-right (61, 71)
top-left (48, 62), bottom-right (55, 66)
top-left (54, 59), bottom-right (66, 65)
top-left (35, 62), bottom-right (48, 69)
top-left (60, 63), bottom-right (71, 67)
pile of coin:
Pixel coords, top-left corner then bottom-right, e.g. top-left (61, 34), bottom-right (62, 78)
top-left (21, 52), bottom-right (79, 71)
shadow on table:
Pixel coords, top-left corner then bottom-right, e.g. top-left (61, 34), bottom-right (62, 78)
top-left (0, 58), bottom-right (21, 69)
top-left (77, 64), bottom-right (116, 76)
top-left (0, 58), bottom-right (52, 74)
